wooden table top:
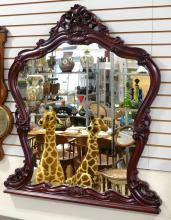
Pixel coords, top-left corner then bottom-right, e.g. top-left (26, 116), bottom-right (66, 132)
top-left (28, 127), bottom-right (112, 140)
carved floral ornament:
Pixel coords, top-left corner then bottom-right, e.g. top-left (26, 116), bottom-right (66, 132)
top-left (5, 4), bottom-right (161, 214)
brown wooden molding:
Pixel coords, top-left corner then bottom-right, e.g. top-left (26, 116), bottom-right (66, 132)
top-left (5, 4), bottom-right (161, 214)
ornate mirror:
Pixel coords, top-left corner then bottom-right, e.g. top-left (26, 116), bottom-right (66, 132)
top-left (4, 5), bottom-right (161, 214)
top-left (0, 27), bottom-right (13, 160)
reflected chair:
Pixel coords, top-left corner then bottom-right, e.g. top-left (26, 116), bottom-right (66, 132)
top-left (114, 125), bottom-right (135, 166)
top-left (33, 134), bottom-right (45, 158)
top-left (70, 116), bottom-right (86, 127)
top-left (29, 134), bottom-right (45, 167)
top-left (89, 102), bottom-right (107, 117)
top-left (56, 134), bottom-right (78, 179)
top-left (97, 138), bottom-right (113, 170)
top-left (75, 136), bottom-right (87, 162)
top-left (102, 117), bottom-right (112, 128)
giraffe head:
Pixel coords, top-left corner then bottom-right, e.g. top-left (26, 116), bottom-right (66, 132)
top-left (88, 116), bottom-right (102, 135)
top-left (98, 115), bottom-right (108, 132)
top-left (38, 111), bottom-right (62, 129)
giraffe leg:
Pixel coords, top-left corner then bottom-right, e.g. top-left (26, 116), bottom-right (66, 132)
top-left (35, 168), bottom-right (45, 184)
top-left (77, 173), bottom-right (92, 188)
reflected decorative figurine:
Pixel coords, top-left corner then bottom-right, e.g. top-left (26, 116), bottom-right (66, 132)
top-left (26, 75), bottom-right (44, 101)
top-left (66, 116), bottom-right (107, 188)
top-left (59, 52), bottom-right (75, 72)
top-left (132, 78), bottom-right (142, 109)
top-left (80, 50), bottom-right (94, 72)
top-left (35, 111), bottom-right (64, 185)
top-left (47, 53), bottom-right (56, 72)
top-left (124, 81), bottom-right (132, 108)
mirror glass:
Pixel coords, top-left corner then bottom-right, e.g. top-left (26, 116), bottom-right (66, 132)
top-left (0, 107), bottom-right (9, 137)
top-left (17, 43), bottom-right (150, 195)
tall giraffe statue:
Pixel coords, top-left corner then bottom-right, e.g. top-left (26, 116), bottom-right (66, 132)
top-left (66, 116), bottom-right (108, 188)
top-left (35, 110), bottom-right (65, 186)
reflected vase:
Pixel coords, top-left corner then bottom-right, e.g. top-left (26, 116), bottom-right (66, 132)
top-left (80, 50), bottom-right (94, 72)
top-left (59, 52), bottom-right (75, 72)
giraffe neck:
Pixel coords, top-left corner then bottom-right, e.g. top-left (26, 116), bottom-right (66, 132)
top-left (44, 126), bottom-right (56, 150)
top-left (87, 132), bottom-right (98, 151)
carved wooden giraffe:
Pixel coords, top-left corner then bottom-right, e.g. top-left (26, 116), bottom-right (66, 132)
top-left (35, 111), bottom-right (65, 186)
top-left (66, 116), bottom-right (108, 188)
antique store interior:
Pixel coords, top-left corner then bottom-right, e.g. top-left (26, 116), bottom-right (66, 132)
top-left (0, 1), bottom-right (171, 220)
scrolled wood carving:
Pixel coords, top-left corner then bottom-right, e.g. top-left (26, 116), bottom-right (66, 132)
top-left (4, 5), bottom-right (161, 214)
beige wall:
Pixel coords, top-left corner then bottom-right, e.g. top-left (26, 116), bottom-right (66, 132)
top-left (0, 0), bottom-right (171, 219)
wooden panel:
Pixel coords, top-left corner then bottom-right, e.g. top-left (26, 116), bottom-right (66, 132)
top-left (154, 0), bottom-right (171, 6)
top-left (148, 133), bottom-right (171, 146)
top-left (150, 121), bottom-right (171, 133)
top-left (148, 146), bottom-right (171, 159)
top-left (152, 96), bottom-right (171, 108)
top-left (148, 158), bottom-right (171, 171)
top-left (152, 45), bottom-right (171, 56)
top-left (0, 5), bottom-right (153, 20)
top-left (0, 0), bottom-right (153, 8)
top-left (160, 71), bottom-right (171, 82)
top-left (153, 7), bottom-right (171, 18)
top-left (152, 33), bottom-right (171, 44)
top-left (3, 134), bottom-right (20, 145)
top-left (6, 25), bottom-right (53, 36)
top-left (151, 108), bottom-right (171, 120)
top-left (153, 58), bottom-right (171, 69)
top-left (137, 157), bottom-right (149, 169)
top-left (3, 144), bottom-right (24, 157)
top-left (158, 83), bottom-right (171, 95)
top-left (0, 0), bottom-right (75, 5)
top-left (153, 19), bottom-right (171, 31)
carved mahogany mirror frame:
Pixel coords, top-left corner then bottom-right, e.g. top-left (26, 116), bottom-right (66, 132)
top-left (4, 5), bottom-right (161, 214)
top-left (0, 27), bottom-right (13, 160)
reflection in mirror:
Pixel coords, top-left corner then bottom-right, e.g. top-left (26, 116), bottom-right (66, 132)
top-left (17, 43), bottom-right (150, 195)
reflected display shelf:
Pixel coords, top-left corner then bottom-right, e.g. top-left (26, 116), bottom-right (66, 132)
top-left (54, 71), bottom-right (89, 74)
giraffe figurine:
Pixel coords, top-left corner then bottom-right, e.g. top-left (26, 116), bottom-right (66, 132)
top-left (35, 110), bottom-right (65, 186)
top-left (66, 116), bottom-right (108, 188)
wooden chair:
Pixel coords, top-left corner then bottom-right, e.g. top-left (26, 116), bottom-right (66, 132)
top-left (56, 134), bottom-right (78, 179)
top-left (114, 125), bottom-right (135, 166)
top-left (89, 102), bottom-right (107, 117)
top-left (75, 136), bottom-right (87, 162)
top-left (97, 138), bottom-right (113, 170)
top-left (102, 117), bottom-right (112, 128)
top-left (33, 134), bottom-right (44, 158)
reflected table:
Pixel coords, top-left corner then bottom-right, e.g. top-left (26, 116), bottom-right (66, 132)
top-left (98, 168), bottom-right (128, 195)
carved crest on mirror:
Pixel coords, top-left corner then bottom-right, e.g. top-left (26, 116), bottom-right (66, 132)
top-left (4, 5), bottom-right (161, 214)
top-left (0, 27), bottom-right (13, 160)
